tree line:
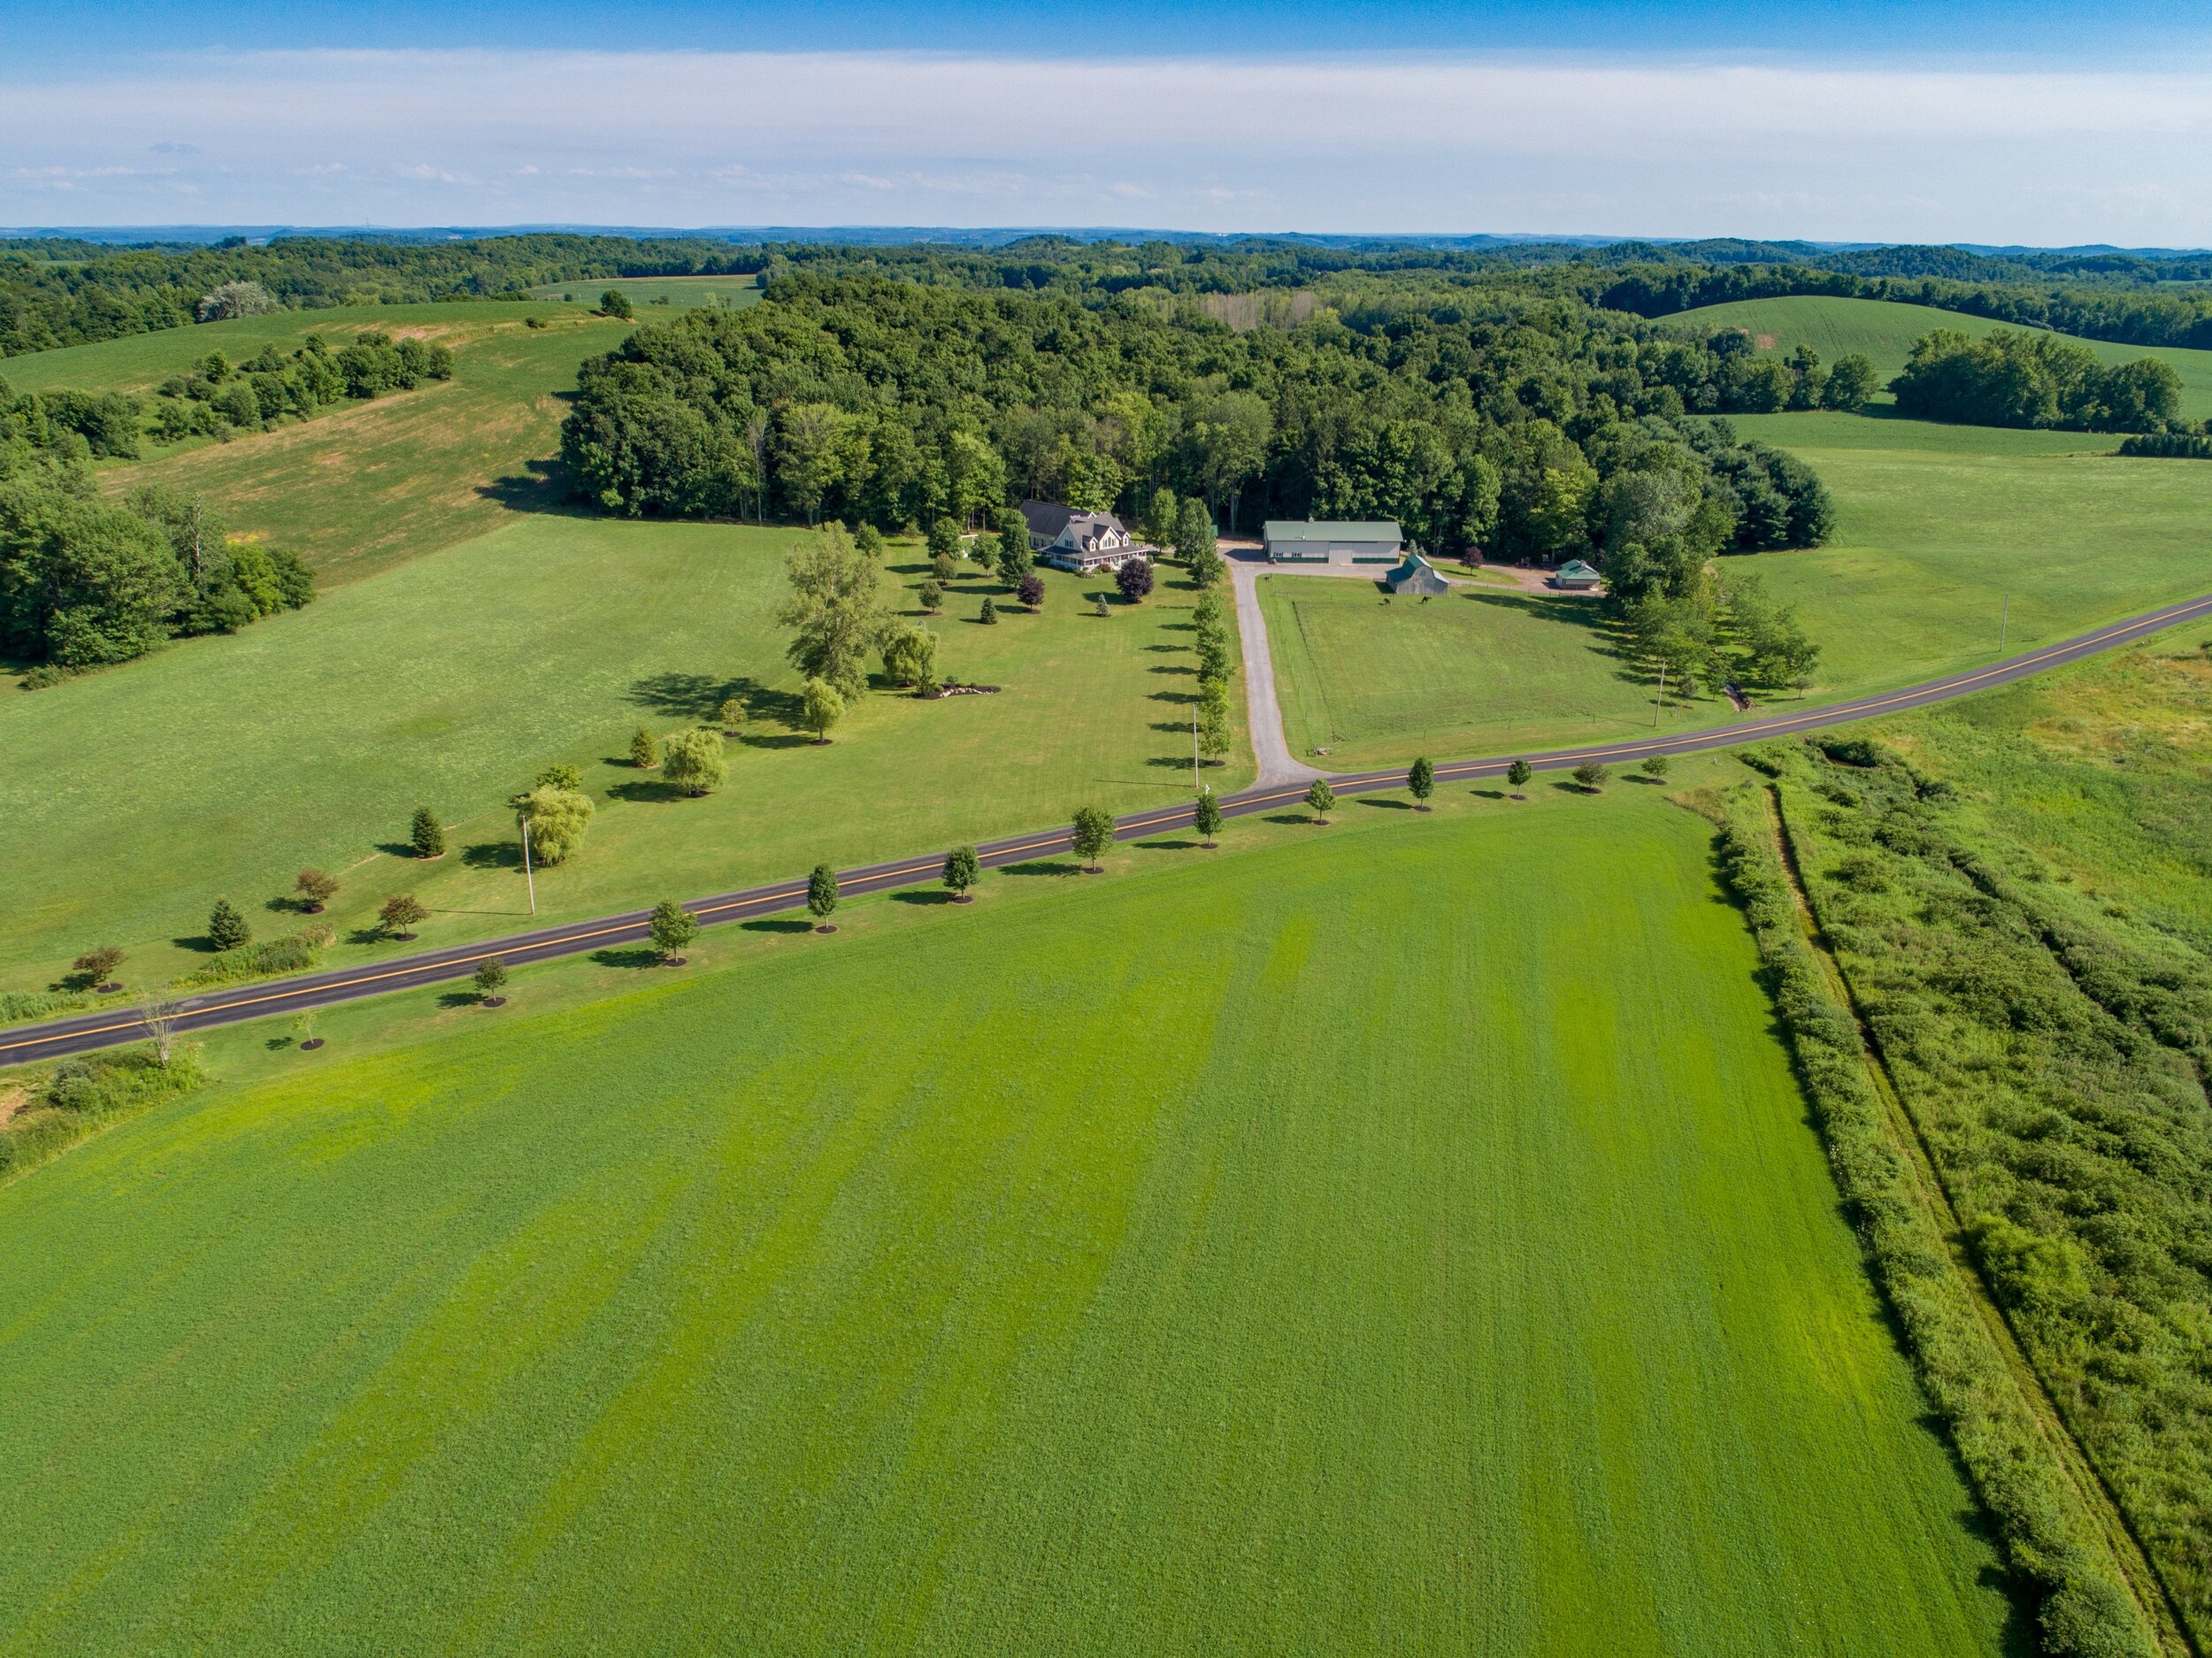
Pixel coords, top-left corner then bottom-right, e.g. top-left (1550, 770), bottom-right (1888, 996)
top-left (0, 454), bottom-right (313, 677)
top-left (0, 234), bottom-right (764, 358)
top-left (1890, 328), bottom-right (2186, 433)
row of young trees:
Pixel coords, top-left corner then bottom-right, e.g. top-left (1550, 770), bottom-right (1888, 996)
top-left (558, 272), bottom-right (1834, 575)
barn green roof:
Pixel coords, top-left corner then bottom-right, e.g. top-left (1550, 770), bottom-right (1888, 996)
top-left (1556, 559), bottom-right (1600, 579)
top-left (1263, 520), bottom-right (1402, 543)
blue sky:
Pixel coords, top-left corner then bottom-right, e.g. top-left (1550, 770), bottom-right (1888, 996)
top-left (4, 2), bottom-right (2209, 241)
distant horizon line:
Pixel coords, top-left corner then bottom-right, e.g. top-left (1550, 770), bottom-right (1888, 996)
top-left (4, 224), bottom-right (2211, 257)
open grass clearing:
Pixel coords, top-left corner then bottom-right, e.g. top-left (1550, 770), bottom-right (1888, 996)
top-left (0, 517), bottom-right (1245, 993)
top-left (60, 306), bottom-right (634, 583)
top-left (1666, 294), bottom-right (2212, 421)
top-left (524, 273), bottom-right (763, 311)
top-left (1263, 413), bottom-right (2212, 768)
top-left (0, 793), bottom-right (2016, 1655)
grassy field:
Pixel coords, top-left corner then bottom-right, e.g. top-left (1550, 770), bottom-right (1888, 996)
top-left (0, 796), bottom-right (2017, 1654)
top-left (525, 273), bottom-right (763, 311)
top-left (1263, 413), bottom-right (2212, 768)
top-left (1668, 294), bottom-right (2212, 421)
top-left (0, 519), bottom-right (1243, 992)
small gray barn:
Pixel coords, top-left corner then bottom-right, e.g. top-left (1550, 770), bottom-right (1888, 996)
top-left (1263, 519), bottom-right (1403, 566)
top-left (1383, 553), bottom-right (1450, 596)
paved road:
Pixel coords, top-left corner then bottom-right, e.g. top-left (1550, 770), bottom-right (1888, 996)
top-left (8, 588), bottom-right (2211, 1068)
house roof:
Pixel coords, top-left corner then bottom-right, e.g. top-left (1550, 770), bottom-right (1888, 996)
top-left (1556, 559), bottom-right (1600, 579)
top-left (1263, 519), bottom-right (1403, 543)
top-left (1020, 498), bottom-right (1125, 542)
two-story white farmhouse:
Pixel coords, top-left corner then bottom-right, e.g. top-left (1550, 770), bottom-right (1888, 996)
top-left (1019, 499), bottom-right (1149, 574)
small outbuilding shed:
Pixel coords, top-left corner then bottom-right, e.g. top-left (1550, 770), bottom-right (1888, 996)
top-left (1383, 553), bottom-right (1450, 596)
top-left (1551, 558), bottom-right (1602, 591)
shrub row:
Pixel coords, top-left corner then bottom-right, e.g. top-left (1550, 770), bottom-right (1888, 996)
top-left (0, 989), bottom-right (88, 1027)
top-left (170, 924), bottom-right (333, 991)
top-left (1709, 793), bottom-right (2159, 1658)
top-left (0, 1048), bottom-right (206, 1184)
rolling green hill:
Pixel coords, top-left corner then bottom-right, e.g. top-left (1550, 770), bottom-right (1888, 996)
top-left (1667, 294), bottom-right (2212, 421)
top-left (0, 800), bottom-right (2015, 1654)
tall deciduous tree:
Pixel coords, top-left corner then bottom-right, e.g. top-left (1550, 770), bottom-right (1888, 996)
top-left (1193, 789), bottom-right (1223, 846)
top-left (1305, 779), bottom-right (1335, 822)
top-left (516, 785), bottom-right (594, 863)
top-left (649, 897), bottom-right (698, 962)
top-left (943, 844), bottom-right (980, 897)
top-left (377, 893), bottom-right (427, 939)
top-left (807, 864), bottom-right (840, 923)
top-left (1409, 756), bottom-right (1434, 808)
top-left (779, 524), bottom-right (890, 699)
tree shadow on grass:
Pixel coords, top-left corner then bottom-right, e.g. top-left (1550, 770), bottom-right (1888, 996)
top-left (170, 934), bottom-right (220, 954)
top-left (628, 671), bottom-right (751, 722)
top-left (373, 841), bottom-right (419, 860)
top-left (1148, 663), bottom-right (1195, 676)
top-left (1471, 787), bottom-right (1507, 800)
top-left (436, 989), bottom-right (483, 1009)
top-left (609, 779), bottom-right (688, 804)
top-left (590, 946), bottom-right (664, 969)
top-left (474, 456), bottom-right (580, 515)
top-left (1356, 795), bottom-right (1413, 810)
top-left (1552, 779), bottom-right (1601, 795)
top-left (462, 840), bottom-right (520, 870)
top-left (1148, 689), bottom-right (1197, 705)
top-left (741, 917), bottom-right (814, 934)
top-left (1133, 836), bottom-right (1202, 850)
top-left (1261, 813), bottom-right (1315, 826)
top-left (890, 889), bottom-right (957, 905)
top-left (1001, 858), bottom-right (1084, 878)
top-left (739, 732), bottom-right (817, 751)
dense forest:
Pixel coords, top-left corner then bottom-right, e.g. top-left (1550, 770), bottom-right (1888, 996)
top-left (561, 273), bottom-right (1832, 568)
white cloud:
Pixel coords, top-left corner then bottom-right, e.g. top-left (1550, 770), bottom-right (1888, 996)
top-left (2, 47), bottom-right (2209, 240)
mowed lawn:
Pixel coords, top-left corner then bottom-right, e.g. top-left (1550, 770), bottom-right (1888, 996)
top-left (1263, 413), bottom-right (2212, 767)
top-left (0, 805), bottom-right (2016, 1655)
top-left (1667, 294), bottom-right (2212, 420)
top-left (1262, 575), bottom-right (1727, 764)
top-left (0, 517), bottom-right (1243, 988)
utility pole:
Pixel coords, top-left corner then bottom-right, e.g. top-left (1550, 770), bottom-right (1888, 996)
top-left (1193, 709), bottom-right (1200, 791)
top-left (519, 816), bottom-right (537, 917)
top-left (1999, 592), bottom-right (2009, 656)
top-left (1654, 661), bottom-right (1665, 727)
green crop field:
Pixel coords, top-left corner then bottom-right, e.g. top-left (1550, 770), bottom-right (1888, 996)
top-left (1263, 412), bottom-right (2212, 768)
top-left (1667, 294), bottom-right (2212, 421)
top-left (0, 518), bottom-right (1243, 992)
top-left (525, 272), bottom-right (763, 311)
top-left (0, 800), bottom-right (2016, 1654)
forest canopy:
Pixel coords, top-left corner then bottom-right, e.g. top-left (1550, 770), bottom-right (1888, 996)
top-left (559, 272), bottom-right (1833, 572)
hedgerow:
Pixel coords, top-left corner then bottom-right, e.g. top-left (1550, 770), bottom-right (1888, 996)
top-left (1706, 782), bottom-right (2160, 1658)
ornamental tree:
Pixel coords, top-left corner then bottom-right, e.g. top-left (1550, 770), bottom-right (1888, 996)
top-left (1305, 779), bottom-right (1336, 823)
top-left (649, 897), bottom-right (698, 963)
top-left (718, 695), bottom-right (747, 734)
top-left (630, 726), bottom-right (659, 769)
top-left (979, 595), bottom-right (999, 626)
top-left (1115, 557), bottom-right (1154, 603)
top-left (1507, 758), bottom-right (1532, 788)
top-left (1018, 572), bottom-right (1045, 610)
top-left (207, 896), bottom-right (251, 952)
top-left (1193, 790), bottom-right (1224, 846)
top-left (1573, 760), bottom-right (1609, 792)
top-left (807, 864), bottom-right (840, 922)
top-left (517, 785), bottom-right (594, 863)
top-left (1409, 756), bottom-right (1435, 808)
top-left (296, 868), bottom-right (339, 909)
top-left (1071, 804), bottom-right (1116, 869)
top-left (410, 804), bottom-right (446, 858)
top-left (537, 762), bottom-right (584, 791)
top-left (943, 844), bottom-right (980, 897)
top-left (801, 676), bottom-right (845, 741)
top-left (378, 893), bottom-right (428, 939)
top-left (473, 956), bottom-right (509, 997)
top-left (662, 725), bottom-right (728, 796)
